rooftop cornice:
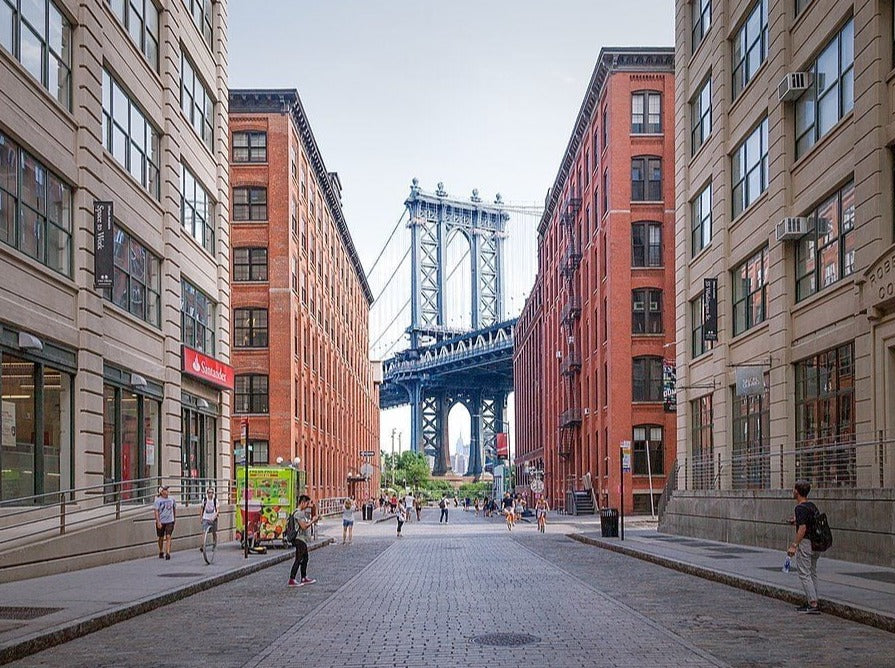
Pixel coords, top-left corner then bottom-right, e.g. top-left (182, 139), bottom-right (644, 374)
top-left (537, 47), bottom-right (674, 236)
top-left (229, 89), bottom-right (374, 305)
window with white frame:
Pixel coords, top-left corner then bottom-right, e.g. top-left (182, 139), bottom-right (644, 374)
top-left (102, 69), bottom-right (161, 198)
top-left (631, 91), bottom-right (661, 133)
top-left (796, 181), bottom-right (855, 300)
top-left (732, 117), bottom-right (768, 218)
top-left (732, 0), bottom-right (768, 99)
top-left (691, 78), bottom-right (712, 154)
top-left (795, 19), bottom-right (854, 158)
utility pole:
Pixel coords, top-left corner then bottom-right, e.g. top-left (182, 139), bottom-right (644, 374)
top-left (390, 428), bottom-right (396, 490)
top-left (397, 432), bottom-right (402, 488)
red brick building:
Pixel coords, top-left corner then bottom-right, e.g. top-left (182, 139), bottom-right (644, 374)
top-left (514, 48), bottom-right (676, 514)
top-left (228, 90), bottom-right (380, 502)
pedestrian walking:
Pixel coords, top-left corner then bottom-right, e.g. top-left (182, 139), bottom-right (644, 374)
top-left (390, 494), bottom-right (398, 514)
top-left (788, 480), bottom-right (821, 614)
top-left (396, 500), bottom-right (407, 537)
top-left (154, 485), bottom-right (176, 560)
top-left (473, 497), bottom-right (480, 517)
top-left (439, 495), bottom-right (449, 523)
top-left (199, 487), bottom-right (218, 553)
top-left (378, 494), bottom-right (386, 516)
top-left (414, 495), bottom-right (422, 521)
top-left (288, 494), bottom-right (318, 587)
top-left (342, 498), bottom-right (355, 544)
top-left (404, 492), bottom-right (415, 522)
top-left (536, 496), bottom-right (549, 533)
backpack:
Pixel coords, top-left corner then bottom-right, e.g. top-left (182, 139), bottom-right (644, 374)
top-left (438, 499), bottom-right (446, 509)
top-left (809, 508), bottom-right (833, 552)
top-left (285, 512), bottom-right (299, 543)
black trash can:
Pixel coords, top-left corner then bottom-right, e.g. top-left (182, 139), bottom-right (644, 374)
top-left (600, 508), bottom-right (619, 538)
top-left (363, 503), bottom-right (374, 521)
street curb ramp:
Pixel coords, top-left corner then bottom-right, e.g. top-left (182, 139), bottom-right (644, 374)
top-left (0, 538), bottom-right (333, 666)
top-left (568, 533), bottom-right (894, 634)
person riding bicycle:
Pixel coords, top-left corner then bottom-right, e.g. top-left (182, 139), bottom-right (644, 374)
top-left (535, 496), bottom-right (549, 533)
top-left (199, 488), bottom-right (218, 552)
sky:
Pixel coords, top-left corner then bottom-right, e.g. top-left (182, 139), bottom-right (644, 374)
top-left (228, 0), bottom-right (675, 457)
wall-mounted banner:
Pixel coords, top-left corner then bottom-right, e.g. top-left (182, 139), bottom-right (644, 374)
top-left (662, 359), bottom-right (677, 413)
top-left (93, 201), bottom-right (114, 288)
top-left (735, 366), bottom-right (766, 396)
top-left (703, 277), bottom-right (718, 342)
top-left (495, 432), bottom-right (509, 458)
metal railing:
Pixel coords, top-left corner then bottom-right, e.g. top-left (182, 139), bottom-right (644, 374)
top-left (678, 435), bottom-right (893, 492)
top-left (0, 476), bottom-right (236, 551)
top-left (315, 497), bottom-right (347, 518)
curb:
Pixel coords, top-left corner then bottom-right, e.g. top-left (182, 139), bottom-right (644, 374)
top-left (0, 538), bottom-right (333, 666)
top-left (568, 533), bottom-right (894, 634)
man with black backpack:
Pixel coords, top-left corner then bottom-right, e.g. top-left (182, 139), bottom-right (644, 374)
top-left (286, 495), bottom-right (318, 588)
top-left (787, 480), bottom-right (822, 614)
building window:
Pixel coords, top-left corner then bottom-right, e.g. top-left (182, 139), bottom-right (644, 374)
top-left (234, 439), bottom-right (269, 465)
top-left (234, 308), bottom-right (268, 348)
top-left (102, 69), bottom-right (160, 198)
top-left (633, 425), bottom-right (664, 475)
top-left (632, 289), bottom-right (662, 334)
top-left (731, 376), bottom-right (770, 489)
top-left (795, 343), bottom-right (855, 487)
top-left (732, 117), bottom-right (768, 218)
top-left (0, 0), bottom-right (71, 108)
top-left (691, 394), bottom-right (714, 489)
top-left (795, 19), bottom-right (854, 158)
top-left (182, 0), bottom-right (212, 45)
top-left (796, 181), bottom-right (855, 300)
top-left (234, 374), bottom-right (269, 414)
top-left (107, 0), bottom-right (159, 71)
top-left (602, 106), bottom-right (608, 150)
top-left (796, 0), bottom-right (812, 15)
top-left (631, 222), bottom-right (662, 267)
top-left (602, 169), bottom-right (609, 214)
top-left (181, 280), bottom-right (215, 355)
top-left (180, 51), bottom-right (214, 151)
top-left (103, 381), bottom-right (160, 499)
top-left (691, 293), bottom-right (715, 358)
top-left (732, 246), bottom-right (768, 336)
top-left (691, 182), bottom-right (712, 255)
top-left (631, 91), bottom-right (661, 133)
top-left (631, 156), bottom-right (662, 202)
top-left (691, 78), bottom-right (712, 154)
top-left (232, 131), bottom-right (267, 163)
top-left (233, 247), bottom-right (267, 281)
top-left (632, 356), bottom-right (663, 402)
top-left (733, 0), bottom-right (768, 99)
top-left (106, 224), bottom-right (161, 326)
top-left (181, 164), bottom-right (214, 253)
top-left (0, 130), bottom-right (72, 276)
top-left (232, 186), bottom-right (267, 221)
top-left (692, 0), bottom-right (711, 51)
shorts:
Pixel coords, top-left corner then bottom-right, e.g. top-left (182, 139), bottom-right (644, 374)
top-left (343, 519), bottom-right (354, 528)
top-left (156, 522), bottom-right (175, 537)
top-left (202, 519), bottom-right (218, 531)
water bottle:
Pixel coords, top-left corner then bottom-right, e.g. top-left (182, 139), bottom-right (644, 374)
top-left (782, 555), bottom-right (792, 573)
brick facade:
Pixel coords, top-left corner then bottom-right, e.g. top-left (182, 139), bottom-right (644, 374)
top-left (229, 90), bottom-right (379, 502)
top-left (514, 48), bottom-right (676, 514)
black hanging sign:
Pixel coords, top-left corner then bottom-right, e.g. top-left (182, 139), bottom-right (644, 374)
top-left (703, 277), bottom-right (718, 342)
top-left (93, 201), bottom-right (114, 289)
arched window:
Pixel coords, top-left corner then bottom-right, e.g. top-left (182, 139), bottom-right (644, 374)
top-left (631, 91), bottom-right (662, 133)
top-left (631, 222), bottom-right (662, 267)
top-left (631, 156), bottom-right (662, 201)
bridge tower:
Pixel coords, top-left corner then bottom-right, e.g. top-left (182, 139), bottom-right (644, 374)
top-left (404, 179), bottom-right (510, 476)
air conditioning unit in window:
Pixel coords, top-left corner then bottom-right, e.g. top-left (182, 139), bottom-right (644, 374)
top-left (778, 72), bottom-right (812, 102)
top-left (775, 216), bottom-right (812, 242)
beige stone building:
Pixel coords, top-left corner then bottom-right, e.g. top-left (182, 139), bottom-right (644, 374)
top-left (0, 0), bottom-right (231, 502)
top-left (669, 0), bottom-right (894, 566)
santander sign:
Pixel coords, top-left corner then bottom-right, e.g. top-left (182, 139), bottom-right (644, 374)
top-left (182, 346), bottom-right (234, 390)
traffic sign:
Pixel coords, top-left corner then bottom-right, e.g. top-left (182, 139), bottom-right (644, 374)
top-left (530, 479), bottom-right (544, 494)
top-left (360, 463), bottom-right (374, 476)
top-left (621, 440), bottom-right (632, 473)
top-left (360, 450), bottom-right (376, 457)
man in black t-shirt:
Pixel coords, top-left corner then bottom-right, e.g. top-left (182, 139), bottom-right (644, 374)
top-left (787, 480), bottom-right (820, 614)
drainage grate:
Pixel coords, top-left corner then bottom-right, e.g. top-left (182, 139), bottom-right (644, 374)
top-left (471, 633), bottom-right (540, 647)
top-left (0, 606), bottom-right (63, 620)
top-left (157, 573), bottom-right (203, 578)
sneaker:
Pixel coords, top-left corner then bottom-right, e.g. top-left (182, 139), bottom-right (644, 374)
top-left (287, 579), bottom-right (299, 587)
top-left (300, 578), bottom-right (316, 586)
top-left (796, 604), bottom-right (820, 614)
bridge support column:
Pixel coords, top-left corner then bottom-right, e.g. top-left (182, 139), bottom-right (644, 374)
top-left (466, 391), bottom-right (484, 477)
top-left (408, 382), bottom-right (423, 453)
top-left (432, 393), bottom-right (452, 476)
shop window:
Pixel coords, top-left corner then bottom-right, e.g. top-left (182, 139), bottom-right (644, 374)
top-left (103, 383), bottom-right (160, 500)
top-left (0, 130), bottom-right (72, 276)
top-left (106, 224), bottom-right (161, 326)
top-left (731, 376), bottom-right (770, 489)
top-left (691, 394), bottom-right (714, 489)
top-left (181, 280), bottom-right (215, 354)
top-left (181, 402), bottom-right (216, 484)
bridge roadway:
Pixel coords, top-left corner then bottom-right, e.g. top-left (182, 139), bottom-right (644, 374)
top-left (12, 511), bottom-right (893, 667)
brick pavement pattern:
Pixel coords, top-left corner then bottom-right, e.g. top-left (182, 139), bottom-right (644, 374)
top-left (250, 527), bottom-right (724, 668)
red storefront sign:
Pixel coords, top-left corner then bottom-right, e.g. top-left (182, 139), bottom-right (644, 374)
top-left (181, 346), bottom-right (234, 390)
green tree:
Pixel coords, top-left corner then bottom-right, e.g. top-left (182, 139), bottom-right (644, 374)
top-left (394, 451), bottom-right (430, 490)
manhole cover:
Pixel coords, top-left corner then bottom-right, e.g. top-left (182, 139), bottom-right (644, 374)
top-left (157, 573), bottom-right (203, 578)
top-left (471, 633), bottom-right (540, 647)
top-left (0, 606), bottom-right (63, 620)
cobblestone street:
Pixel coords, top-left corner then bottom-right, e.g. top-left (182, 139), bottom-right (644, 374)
top-left (12, 511), bottom-right (893, 667)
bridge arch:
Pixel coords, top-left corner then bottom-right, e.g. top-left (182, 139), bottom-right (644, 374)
top-left (444, 228), bottom-right (473, 330)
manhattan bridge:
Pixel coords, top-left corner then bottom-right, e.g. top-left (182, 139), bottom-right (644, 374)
top-left (366, 180), bottom-right (541, 477)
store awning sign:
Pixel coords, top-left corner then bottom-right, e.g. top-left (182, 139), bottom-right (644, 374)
top-left (93, 201), bottom-right (113, 289)
top-left (735, 366), bottom-right (765, 396)
top-left (182, 346), bottom-right (234, 390)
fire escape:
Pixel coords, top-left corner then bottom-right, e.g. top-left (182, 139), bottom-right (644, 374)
top-left (558, 187), bottom-right (582, 460)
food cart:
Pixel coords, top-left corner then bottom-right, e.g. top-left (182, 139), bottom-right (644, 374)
top-left (234, 466), bottom-right (306, 547)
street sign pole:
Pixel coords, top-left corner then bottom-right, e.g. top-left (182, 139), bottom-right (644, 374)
top-left (242, 419), bottom-right (249, 559)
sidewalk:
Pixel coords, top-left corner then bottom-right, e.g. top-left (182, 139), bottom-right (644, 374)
top-left (0, 532), bottom-right (333, 665)
top-left (569, 527), bottom-right (895, 633)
